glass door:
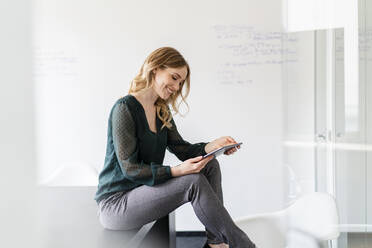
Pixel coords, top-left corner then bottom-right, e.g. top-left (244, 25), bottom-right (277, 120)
top-left (314, 0), bottom-right (371, 246)
top-left (282, 0), bottom-right (371, 246)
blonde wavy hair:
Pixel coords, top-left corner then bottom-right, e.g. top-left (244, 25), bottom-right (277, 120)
top-left (128, 47), bottom-right (191, 130)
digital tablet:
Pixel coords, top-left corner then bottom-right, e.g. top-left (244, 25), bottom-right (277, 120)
top-left (202, 142), bottom-right (243, 159)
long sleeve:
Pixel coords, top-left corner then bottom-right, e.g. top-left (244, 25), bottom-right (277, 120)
top-left (111, 101), bottom-right (172, 185)
top-left (166, 116), bottom-right (208, 162)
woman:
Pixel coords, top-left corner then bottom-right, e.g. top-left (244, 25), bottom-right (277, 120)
top-left (94, 47), bottom-right (256, 248)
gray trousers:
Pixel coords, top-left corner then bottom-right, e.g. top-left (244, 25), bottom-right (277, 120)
top-left (97, 158), bottom-right (256, 248)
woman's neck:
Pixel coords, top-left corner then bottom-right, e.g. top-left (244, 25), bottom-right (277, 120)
top-left (132, 87), bottom-right (159, 107)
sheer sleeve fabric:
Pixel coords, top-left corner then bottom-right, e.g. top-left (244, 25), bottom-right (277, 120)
top-left (112, 101), bottom-right (172, 185)
top-left (166, 116), bottom-right (208, 162)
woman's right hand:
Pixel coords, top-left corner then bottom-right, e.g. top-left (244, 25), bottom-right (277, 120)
top-left (171, 155), bottom-right (215, 177)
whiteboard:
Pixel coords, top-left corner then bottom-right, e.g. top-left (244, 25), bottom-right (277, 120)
top-left (33, 0), bottom-right (292, 231)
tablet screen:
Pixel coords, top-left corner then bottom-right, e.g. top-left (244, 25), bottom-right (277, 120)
top-left (202, 142), bottom-right (242, 159)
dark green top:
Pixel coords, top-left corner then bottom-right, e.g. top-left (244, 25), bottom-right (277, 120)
top-left (94, 94), bottom-right (208, 204)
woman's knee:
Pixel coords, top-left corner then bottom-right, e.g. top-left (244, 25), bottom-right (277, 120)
top-left (204, 158), bottom-right (222, 176)
top-left (208, 158), bottom-right (221, 170)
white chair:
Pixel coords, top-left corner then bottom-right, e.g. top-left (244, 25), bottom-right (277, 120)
top-left (286, 229), bottom-right (323, 248)
top-left (234, 192), bottom-right (340, 248)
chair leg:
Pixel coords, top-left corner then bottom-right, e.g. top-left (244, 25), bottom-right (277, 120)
top-left (328, 239), bottom-right (336, 248)
top-left (320, 240), bottom-right (333, 248)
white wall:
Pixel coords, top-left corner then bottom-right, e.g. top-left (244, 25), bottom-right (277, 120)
top-left (0, 0), bottom-right (38, 247)
top-left (32, 0), bottom-right (285, 231)
top-left (283, 0), bottom-right (356, 32)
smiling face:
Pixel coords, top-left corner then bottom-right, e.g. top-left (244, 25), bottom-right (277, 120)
top-left (152, 66), bottom-right (188, 100)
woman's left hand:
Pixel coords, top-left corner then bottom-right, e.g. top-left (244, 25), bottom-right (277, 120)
top-left (204, 136), bottom-right (241, 156)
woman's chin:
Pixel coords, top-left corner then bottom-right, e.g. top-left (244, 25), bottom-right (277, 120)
top-left (162, 94), bottom-right (171, 100)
